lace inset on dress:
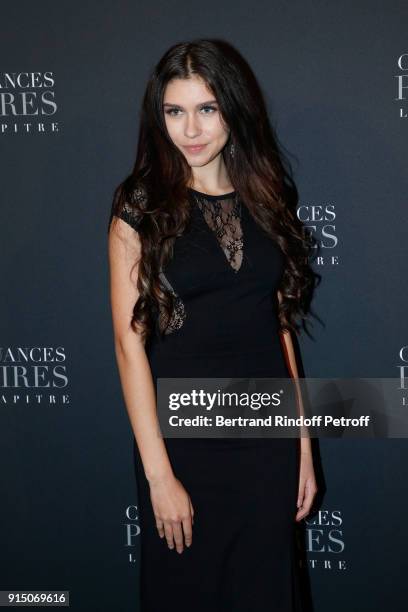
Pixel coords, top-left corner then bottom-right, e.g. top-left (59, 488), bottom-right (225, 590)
top-left (190, 191), bottom-right (244, 273)
top-left (159, 270), bottom-right (186, 335)
top-left (157, 191), bottom-right (244, 335)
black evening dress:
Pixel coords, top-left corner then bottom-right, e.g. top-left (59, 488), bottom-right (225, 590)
top-left (111, 186), bottom-right (303, 612)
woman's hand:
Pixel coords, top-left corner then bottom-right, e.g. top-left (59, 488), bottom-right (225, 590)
top-left (295, 452), bottom-right (318, 522)
top-left (148, 473), bottom-right (195, 553)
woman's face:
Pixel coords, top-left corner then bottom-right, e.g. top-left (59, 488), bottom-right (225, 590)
top-left (163, 75), bottom-right (230, 167)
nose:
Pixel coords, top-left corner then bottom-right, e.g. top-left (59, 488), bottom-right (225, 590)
top-left (184, 112), bottom-right (202, 138)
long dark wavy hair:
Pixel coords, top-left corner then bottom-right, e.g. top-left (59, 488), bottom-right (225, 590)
top-left (109, 38), bottom-right (322, 343)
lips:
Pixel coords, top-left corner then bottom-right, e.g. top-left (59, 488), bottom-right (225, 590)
top-left (183, 144), bottom-right (207, 153)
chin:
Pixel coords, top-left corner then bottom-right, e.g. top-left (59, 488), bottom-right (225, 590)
top-left (189, 159), bottom-right (210, 167)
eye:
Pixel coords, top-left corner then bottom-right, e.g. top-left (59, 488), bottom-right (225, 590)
top-left (165, 108), bottom-right (182, 117)
top-left (200, 105), bottom-right (217, 114)
top-left (164, 105), bottom-right (218, 117)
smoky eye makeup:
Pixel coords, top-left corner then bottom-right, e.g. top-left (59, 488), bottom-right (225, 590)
top-left (163, 104), bottom-right (219, 116)
top-left (200, 105), bottom-right (218, 113)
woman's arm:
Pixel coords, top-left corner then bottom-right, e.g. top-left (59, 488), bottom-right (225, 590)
top-left (108, 217), bottom-right (194, 552)
top-left (277, 291), bottom-right (318, 521)
top-left (277, 290), bottom-right (312, 457)
top-left (108, 217), bottom-right (173, 483)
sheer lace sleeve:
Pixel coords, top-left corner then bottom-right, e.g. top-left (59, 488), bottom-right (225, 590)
top-left (109, 183), bottom-right (147, 232)
top-left (117, 199), bottom-right (142, 232)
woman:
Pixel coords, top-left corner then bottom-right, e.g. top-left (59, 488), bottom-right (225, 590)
top-left (108, 38), bottom-right (320, 612)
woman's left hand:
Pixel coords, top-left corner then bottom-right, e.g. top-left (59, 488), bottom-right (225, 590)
top-left (295, 452), bottom-right (318, 522)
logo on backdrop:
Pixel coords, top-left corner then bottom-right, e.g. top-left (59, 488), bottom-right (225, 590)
top-left (398, 345), bottom-right (408, 406)
top-left (0, 346), bottom-right (69, 405)
top-left (0, 71), bottom-right (59, 135)
top-left (126, 504), bottom-right (347, 567)
top-left (297, 203), bottom-right (339, 267)
top-left (124, 504), bottom-right (141, 563)
top-left (395, 54), bottom-right (408, 118)
top-left (302, 509), bottom-right (346, 571)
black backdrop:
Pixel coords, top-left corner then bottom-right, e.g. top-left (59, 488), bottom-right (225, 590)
top-left (1, 1), bottom-right (407, 611)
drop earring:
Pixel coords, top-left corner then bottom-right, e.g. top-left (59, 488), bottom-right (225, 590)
top-left (230, 143), bottom-right (235, 158)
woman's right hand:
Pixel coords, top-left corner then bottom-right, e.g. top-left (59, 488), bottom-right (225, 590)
top-left (148, 473), bottom-right (195, 554)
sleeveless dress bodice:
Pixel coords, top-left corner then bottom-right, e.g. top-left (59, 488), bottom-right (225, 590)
top-left (144, 187), bottom-right (290, 380)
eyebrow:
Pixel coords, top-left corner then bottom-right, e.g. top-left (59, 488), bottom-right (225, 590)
top-left (162, 99), bottom-right (218, 108)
